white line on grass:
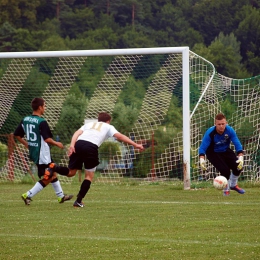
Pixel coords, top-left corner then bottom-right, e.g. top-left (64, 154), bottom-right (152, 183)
top-left (12, 199), bottom-right (260, 205)
top-left (0, 233), bottom-right (258, 247)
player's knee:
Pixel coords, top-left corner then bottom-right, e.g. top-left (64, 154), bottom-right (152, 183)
top-left (67, 170), bottom-right (77, 177)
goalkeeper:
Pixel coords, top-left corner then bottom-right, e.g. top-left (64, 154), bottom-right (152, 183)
top-left (199, 113), bottom-right (245, 196)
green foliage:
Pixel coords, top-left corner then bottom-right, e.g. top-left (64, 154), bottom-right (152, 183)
top-left (117, 76), bottom-right (146, 108)
top-left (0, 0), bottom-right (258, 76)
top-left (134, 148), bottom-right (153, 178)
top-left (163, 96), bottom-right (183, 129)
top-left (0, 0), bottom-right (21, 26)
top-left (60, 8), bottom-right (96, 38)
top-left (99, 140), bottom-right (121, 159)
top-left (0, 22), bottom-right (16, 52)
top-left (54, 85), bottom-right (88, 144)
top-left (82, 26), bottom-right (118, 49)
top-left (40, 35), bottom-right (68, 51)
top-left (111, 103), bottom-right (139, 135)
top-left (76, 56), bottom-right (108, 96)
top-left (0, 142), bottom-right (7, 168)
top-left (12, 28), bottom-right (36, 51)
top-left (120, 26), bottom-right (155, 48)
top-left (193, 32), bottom-right (247, 78)
top-left (236, 6), bottom-right (260, 75)
top-left (220, 98), bottom-right (237, 119)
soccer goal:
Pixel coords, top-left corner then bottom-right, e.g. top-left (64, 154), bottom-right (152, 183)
top-left (0, 48), bottom-right (259, 187)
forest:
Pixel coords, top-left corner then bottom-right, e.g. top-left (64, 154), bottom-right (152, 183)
top-left (0, 0), bottom-right (260, 79)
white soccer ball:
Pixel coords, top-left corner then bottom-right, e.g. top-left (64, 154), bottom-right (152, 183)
top-left (213, 176), bottom-right (228, 190)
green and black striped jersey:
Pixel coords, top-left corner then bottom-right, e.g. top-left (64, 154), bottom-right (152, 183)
top-left (14, 115), bottom-right (53, 165)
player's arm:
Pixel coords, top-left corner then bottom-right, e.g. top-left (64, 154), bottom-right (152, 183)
top-left (230, 128), bottom-right (243, 155)
top-left (13, 121), bottom-right (28, 149)
top-left (44, 137), bottom-right (64, 149)
top-left (229, 127), bottom-right (244, 170)
top-left (113, 132), bottom-right (144, 151)
top-left (199, 133), bottom-right (211, 157)
top-left (198, 129), bottom-right (213, 170)
top-left (40, 121), bottom-right (64, 149)
top-left (14, 135), bottom-right (28, 149)
top-left (68, 129), bottom-right (83, 156)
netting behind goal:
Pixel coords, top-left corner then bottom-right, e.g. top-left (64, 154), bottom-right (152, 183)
top-left (0, 48), bottom-right (259, 185)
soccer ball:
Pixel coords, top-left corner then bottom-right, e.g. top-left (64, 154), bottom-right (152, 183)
top-left (213, 176), bottom-right (228, 190)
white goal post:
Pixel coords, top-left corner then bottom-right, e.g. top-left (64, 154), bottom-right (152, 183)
top-left (1, 47), bottom-right (259, 187)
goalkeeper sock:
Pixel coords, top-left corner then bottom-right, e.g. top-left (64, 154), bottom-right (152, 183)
top-left (224, 179), bottom-right (230, 191)
top-left (230, 172), bottom-right (238, 187)
top-left (51, 179), bottom-right (64, 198)
top-left (27, 181), bottom-right (44, 198)
top-left (76, 179), bottom-right (91, 203)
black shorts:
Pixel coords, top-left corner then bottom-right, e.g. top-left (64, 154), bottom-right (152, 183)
top-left (68, 140), bottom-right (99, 170)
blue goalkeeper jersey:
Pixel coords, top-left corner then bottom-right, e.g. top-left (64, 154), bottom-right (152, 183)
top-left (199, 125), bottom-right (243, 156)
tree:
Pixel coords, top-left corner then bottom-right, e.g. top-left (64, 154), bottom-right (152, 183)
top-left (193, 32), bottom-right (250, 78)
top-left (12, 28), bottom-right (36, 51)
top-left (16, 0), bottom-right (41, 29)
top-left (39, 35), bottom-right (68, 51)
top-left (119, 27), bottom-right (155, 48)
top-left (81, 26), bottom-right (118, 49)
top-left (236, 6), bottom-right (260, 76)
top-left (0, 22), bottom-right (15, 52)
top-left (112, 103), bottom-right (139, 135)
top-left (59, 7), bottom-right (95, 38)
top-left (54, 85), bottom-right (88, 143)
top-left (190, 0), bottom-right (249, 45)
top-left (0, 0), bottom-right (21, 26)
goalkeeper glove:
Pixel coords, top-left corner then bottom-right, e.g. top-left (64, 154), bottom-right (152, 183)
top-left (236, 156), bottom-right (243, 170)
top-left (200, 157), bottom-right (207, 171)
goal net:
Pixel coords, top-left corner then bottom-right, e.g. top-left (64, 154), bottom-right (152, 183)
top-left (0, 48), bottom-right (259, 186)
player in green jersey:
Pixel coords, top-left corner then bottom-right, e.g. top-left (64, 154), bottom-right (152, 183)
top-left (14, 97), bottom-right (73, 205)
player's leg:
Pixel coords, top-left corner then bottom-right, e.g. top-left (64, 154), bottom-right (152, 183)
top-left (206, 152), bottom-right (231, 196)
top-left (225, 149), bottom-right (245, 194)
top-left (73, 169), bottom-right (95, 208)
top-left (43, 162), bottom-right (74, 202)
top-left (44, 162), bottom-right (70, 179)
top-left (206, 152), bottom-right (231, 180)
top-left (72, 140), bottom-right (99, 208)
top-left (50, 177), bottom-right (74, 203)
top-left (21, 164), bottom-right (50, 205)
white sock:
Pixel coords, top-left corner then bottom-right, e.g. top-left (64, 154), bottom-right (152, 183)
top-left (51, 180), bottom-right (64, 198)
top-left (230, 172), bottom-right (238, 187)
top-left (27, 182), bottom-right (44, 198)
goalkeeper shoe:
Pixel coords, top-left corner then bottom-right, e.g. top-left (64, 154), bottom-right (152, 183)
top-left (58, 194), bottom-right (74, 203)
top-left (223, 190), bottom-right (230, 196)
top-left (230, 185), bottom-right (245, 194)
top-left (73, 200), bottom-right (84, 208)
top-left (21, 193), bottom-right (32, 205)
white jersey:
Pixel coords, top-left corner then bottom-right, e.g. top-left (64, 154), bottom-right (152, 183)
top-left (77, 121), bottom-right (119, 147)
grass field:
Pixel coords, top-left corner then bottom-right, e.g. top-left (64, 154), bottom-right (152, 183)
top-left (0, 178), bottom-right (260, 260)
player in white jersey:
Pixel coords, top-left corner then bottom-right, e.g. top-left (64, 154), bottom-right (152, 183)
top-left (48, 112), bottom-right (144, 208)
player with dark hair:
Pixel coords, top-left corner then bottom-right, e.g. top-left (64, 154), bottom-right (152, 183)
top-left (14, 97), bottom-right (73, 205)
top-left (199, 113), bottom-right (245, 196)
top-left (47, 112), bottom-right (144, 208)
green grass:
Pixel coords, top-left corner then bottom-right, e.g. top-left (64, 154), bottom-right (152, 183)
top-left (0, 180), bottom-right (260, 260)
